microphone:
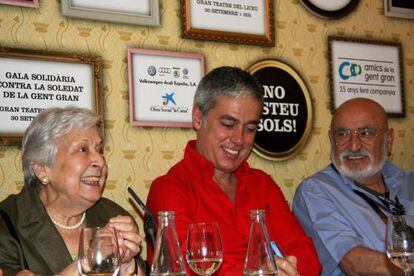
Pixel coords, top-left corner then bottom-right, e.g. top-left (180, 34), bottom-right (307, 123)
top-left (353, 182), bottom-right (406, 215)
top-left (127, 187), bottom-right (156, 246)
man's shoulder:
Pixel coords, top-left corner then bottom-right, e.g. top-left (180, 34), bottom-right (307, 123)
top-left (152, 159), bottom-right (188, 185)
top-left (296, 164), bottom-right (340, 193)
top-left (149, 158), bottom-right (198, 197)
top-left (383, 162), bottom-right (407, 177)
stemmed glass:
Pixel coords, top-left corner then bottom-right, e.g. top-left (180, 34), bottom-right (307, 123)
top-left (186, 222), bottom-right (223, 275)
top-left (386, 215), bottom-right (414, 276)
top-left (78, 227), bottom-right (120, 275)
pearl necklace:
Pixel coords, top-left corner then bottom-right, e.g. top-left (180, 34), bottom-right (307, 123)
top-left (50, 212), bottom-right (86, 231)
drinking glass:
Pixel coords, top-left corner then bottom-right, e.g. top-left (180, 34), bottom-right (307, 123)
top-left (386, 215), bottom-right (414, 276)
top-left (186, 222), bottom-right (223, 275)
top-left (78, 227), bottom-right (120, 275)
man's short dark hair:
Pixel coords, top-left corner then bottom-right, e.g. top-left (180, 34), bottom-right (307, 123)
top-left (193, 66), bottom-right (263, 116)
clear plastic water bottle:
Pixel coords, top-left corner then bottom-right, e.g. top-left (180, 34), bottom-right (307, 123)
top-left (243, 209), bottom-right (277, 275)
top-left (150, 211), bottom-right (186, 275)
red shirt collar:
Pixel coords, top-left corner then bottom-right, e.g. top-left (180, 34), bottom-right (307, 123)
top-left (184, 140), bottom-right (251, 178)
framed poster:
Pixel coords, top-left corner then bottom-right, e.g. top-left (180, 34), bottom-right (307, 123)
top-left (249, 60), bottom-right (313, 161)
top-left (328, 37), bottom-right (404, 117)
top-left (61, 0), bottom-right (160, 26)
top-left (0, 0), bottom-right (38, 8)
top-left (181, 0), bottom-right (274, 47)
top-left (299, 0), bottom-right (359, 19)
top-left (384, 0), bottom-right (414, 19)
top-left (128, 48), bottom-right (205, 127)
top-left (0, 48), bottom-right (103, 146)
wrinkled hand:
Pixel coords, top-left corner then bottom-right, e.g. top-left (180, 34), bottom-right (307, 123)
top-left (275, 255), bottom-right (300, 276)
top-left (106, 215), bottom-right (142, 265)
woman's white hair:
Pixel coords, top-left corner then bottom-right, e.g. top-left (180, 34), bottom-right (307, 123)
top-left (22, 106), bottom-right (102, 186)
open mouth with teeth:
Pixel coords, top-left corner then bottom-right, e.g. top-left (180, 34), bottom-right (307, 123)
top-left (223, 146), bottom-right (240, 157)
top-left (81, 176), bottom-right (102, 186)
top-left (346, 155), bottom-right (367, 160)
top-left (342, 150), bottom-right (371, 161)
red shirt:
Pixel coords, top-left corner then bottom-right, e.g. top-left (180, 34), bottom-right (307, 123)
top-left (147, 141), bottom-right (321, 275)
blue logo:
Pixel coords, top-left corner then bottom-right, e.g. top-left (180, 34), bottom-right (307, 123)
top-left (338, 61), bottom-right (362, 80)
top-left (162, 92), bottom-right (176, 106)
top-left (183, 68), bottom-right (189, 75)
top-left (147, 66), bottom-right (156, 76)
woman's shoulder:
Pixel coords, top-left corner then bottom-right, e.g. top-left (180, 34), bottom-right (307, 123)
top-left (0, 187), bottom-right (30, 217)
top-left (92, 197), bottom-right (130, 216)
top-left (0, 193), bottom-right (18, 210)
top-left (86, 198), bottom-right (134, 227)
top-left (0, 194), bottom-right (19, 225)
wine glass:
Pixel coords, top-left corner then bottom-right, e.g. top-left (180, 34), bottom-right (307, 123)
top-left (386, 215), bottom-right (414, 276)
top-left (78, 227), bottom-right (120, 275)
top-left (186, 222), bottom-right (223, 275)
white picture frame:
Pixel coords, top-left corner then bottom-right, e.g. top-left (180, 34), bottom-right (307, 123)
top-left (128, 48), bottom-right (205, 127)
top-left (384, 0), bottom-right (414, 19)
top-left (328, 37), bottom-right (405, 117)
top-left (61, 0), bottom-right (160, 26)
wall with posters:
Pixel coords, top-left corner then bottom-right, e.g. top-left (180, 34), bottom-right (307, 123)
top-left (0, 1), bottom-right (413, 258)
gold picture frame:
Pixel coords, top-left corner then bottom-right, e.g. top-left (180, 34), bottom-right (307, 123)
top-left (249, 59), bottom-right (313, 161)
top-left (181, 0), bottom-right (274, 47)
top-left (0, 48), bottom-right (103, 146)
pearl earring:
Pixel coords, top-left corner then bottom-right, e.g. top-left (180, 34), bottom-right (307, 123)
top-left (40, 176), bottom-right (50, 185)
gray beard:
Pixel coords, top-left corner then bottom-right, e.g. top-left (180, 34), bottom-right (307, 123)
top-left (331, 141), bottom-right (388, 181)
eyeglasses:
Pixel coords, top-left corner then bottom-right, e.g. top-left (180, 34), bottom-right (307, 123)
top-left (332, 127), bottom-right (387, 146)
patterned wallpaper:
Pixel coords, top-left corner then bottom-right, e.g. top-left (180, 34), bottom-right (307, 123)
top-left (0, 0), bottom-right (413, 258)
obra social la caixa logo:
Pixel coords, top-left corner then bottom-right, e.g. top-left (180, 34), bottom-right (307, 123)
top-left (162, 92), bottom-right (176, 106)
top-left (338, 61), bottom-right (362, 80)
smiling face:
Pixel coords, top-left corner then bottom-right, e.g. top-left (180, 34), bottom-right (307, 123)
top-left (329, 98), bottom-right (394, 182)
top-left (40, 127), bottom-right (107, 210)
top-left (193, 94), bottom-right (262, 176)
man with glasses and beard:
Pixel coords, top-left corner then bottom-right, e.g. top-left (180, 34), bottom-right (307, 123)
top-left (292, 98), bottom-right (414, 276)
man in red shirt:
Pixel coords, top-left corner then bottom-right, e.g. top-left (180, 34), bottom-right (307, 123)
top-left (147, 66), bottom-right (321, 275)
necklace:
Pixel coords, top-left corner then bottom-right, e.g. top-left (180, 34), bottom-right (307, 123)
top-left (50, 212), bottom-right (86, 231)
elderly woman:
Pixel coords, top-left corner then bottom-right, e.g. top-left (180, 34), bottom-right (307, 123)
top-left (0, 107), bottom-right (145, 275)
